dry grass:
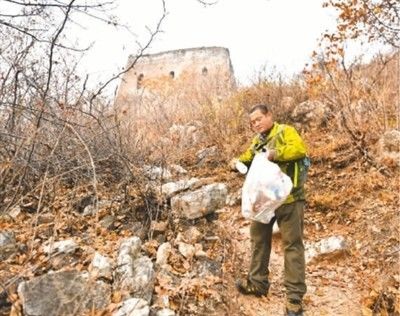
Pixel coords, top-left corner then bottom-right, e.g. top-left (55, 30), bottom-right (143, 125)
top-left (0, 49), bottom-right (398, 315)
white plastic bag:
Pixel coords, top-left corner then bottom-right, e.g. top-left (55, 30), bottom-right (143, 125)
top-left (241, 152), bottom-right (293, 223)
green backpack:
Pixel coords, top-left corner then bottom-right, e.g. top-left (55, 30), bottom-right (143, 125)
top-left (298, 156), bottom-right (311, 186)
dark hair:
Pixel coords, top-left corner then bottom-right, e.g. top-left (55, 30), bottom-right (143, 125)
top-left (249, 104), bottom-right (270, 115)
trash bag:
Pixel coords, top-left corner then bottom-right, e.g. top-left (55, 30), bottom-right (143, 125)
top-left (241, 152), bottom-right (293, 224)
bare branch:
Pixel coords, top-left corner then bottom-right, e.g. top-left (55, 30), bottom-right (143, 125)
top-left (196, 0), bottom-right (218, 6)
top-left (89, 0), bottom-right (167, 105)
top-left (43, 0), bottom-right (76, 100)
top-left (3, 0), bottom-right (114, 9)
top-left (0, 19), bottom-right (90, 51)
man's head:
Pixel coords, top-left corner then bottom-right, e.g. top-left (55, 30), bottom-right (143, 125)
top-left (249, 104), bottom-right (274, 134)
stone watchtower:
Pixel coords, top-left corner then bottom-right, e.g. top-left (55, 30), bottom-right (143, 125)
top-left (114, 46), bottom-right (236, 110)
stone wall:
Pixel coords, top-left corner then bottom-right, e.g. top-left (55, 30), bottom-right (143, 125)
top-left (114, 47), bottom-right (236, 111)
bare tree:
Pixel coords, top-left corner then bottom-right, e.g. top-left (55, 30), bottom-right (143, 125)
top-left (0, 0), bottom-right (167, 214)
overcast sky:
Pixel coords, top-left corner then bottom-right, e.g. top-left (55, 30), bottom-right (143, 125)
top-left (78, 0), bottom-right (342, 86)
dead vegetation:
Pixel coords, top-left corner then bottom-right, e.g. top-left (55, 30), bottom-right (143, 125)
top-left (0, 2), bottom-right (399, 312)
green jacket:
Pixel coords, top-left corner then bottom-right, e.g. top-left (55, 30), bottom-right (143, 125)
top-left (238, 122), bottom-right (308, 204)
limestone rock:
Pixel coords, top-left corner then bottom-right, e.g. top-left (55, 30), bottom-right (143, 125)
top-left (143, 165), bottom-right (173, 182)
top-left (380, 129), bottom-right (400, 152)
top-left (83, 200), bottom-right (112, 216)
top-left (377, 129), bottom-right (400, 167)
top-left (156, 308), bottom-right (175, 316)
top-left (90, 252), bottom-right (112, 280)
top-left (178, 242), bottom-right (195, 260)
top-left (169, 122), bottom-right (203, 147)
top-left (0, 231), bottom-right (17, 260)
top-left (43, 239), bottom-right (78, 255)
top-left (194, 243), bottom-right (207, 258)
top-left (9, 206), bottom-right (22, 219)
top-left (169, 164), bottom-right (188, 175)
top-left (115, 237), bottom-right (142, 292)
top-left (161, 178), bottom-right (200, 198)
top-left (170, 183), bottom-right (228, 219)
top-left (114, 237), bottom-right (155, 302)
top-left (156, 242), bottom-right (172, 266)
top-left (182, 227), bottom-right (202, 244)
top-left (113, 298), bottom-right (149, 316)
top-left (196, 146), bottom-right (218, 162)
top-left (305, 235), bottom-right (347, 262)
top-left (100, 215), bottom-right (116, 229)
top-left (291, 100), bottom-right (330, 127)
top-left (130, 257), bottom-right (155, 302)
top-left (194, 257), bottom-right (222, 278)
top-left (18, 271), bottom-right (111, 316)
top-left (226, 188), bottom-right (241, 206)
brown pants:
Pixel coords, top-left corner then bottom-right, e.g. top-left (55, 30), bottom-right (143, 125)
top-left (248, 201), bottom-right (306, 301)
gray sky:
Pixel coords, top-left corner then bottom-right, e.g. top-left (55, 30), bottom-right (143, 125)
top-left (77, 0), bottom-right (344, 86)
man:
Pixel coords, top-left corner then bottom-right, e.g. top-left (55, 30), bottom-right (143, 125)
top-left (230, 104), bottom-right (308, 316)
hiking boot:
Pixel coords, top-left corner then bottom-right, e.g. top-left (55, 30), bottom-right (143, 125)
top-left (235, 279), bottom-right (268, 297)
top-left (286, 299), bottom-right (303, 316)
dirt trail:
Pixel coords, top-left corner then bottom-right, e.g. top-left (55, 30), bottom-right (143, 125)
top-left (218, 209), bottom-right (363, 316)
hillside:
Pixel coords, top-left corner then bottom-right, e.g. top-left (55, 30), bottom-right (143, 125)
top-left (0, 52), bottom-right (399, 316)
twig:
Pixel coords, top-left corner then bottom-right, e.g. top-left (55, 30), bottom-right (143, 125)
top-left (66, 123), bottom-right (98, 220)
top-left (89, 0), bottom-right (167, 106)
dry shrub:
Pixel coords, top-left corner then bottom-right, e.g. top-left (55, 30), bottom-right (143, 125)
top-left (305, 51), bottom-right (399, 136)
top-left (115, 66), bottom-right (311, 170)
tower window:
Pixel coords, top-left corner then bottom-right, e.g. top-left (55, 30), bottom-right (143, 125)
top-left (137, 73), bottom-right (144, 89)
top-left (169, 71), bottom-right (175, 79)
top-left (202, 67), bottom-right (208, 76)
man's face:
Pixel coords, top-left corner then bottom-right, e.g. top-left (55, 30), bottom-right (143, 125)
top-left (250, 109), bottom-right (273, 133)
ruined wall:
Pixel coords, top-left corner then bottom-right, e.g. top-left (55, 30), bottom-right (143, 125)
top-left (114, 47), bottom-right (236, 111)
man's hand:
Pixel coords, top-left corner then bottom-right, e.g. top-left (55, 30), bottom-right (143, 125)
top-left (229, 158), bottom-right (248, 174)
top-left (229, 158), bottom-right (239, 171)
top-left (267, 149), bottom-right (276, 161)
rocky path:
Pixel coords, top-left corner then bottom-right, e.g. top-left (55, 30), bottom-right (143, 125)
top-left (218, 210), bottom-right (363, 316)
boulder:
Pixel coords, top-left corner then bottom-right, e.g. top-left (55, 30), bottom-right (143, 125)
top-left (305, 235), bottom-right (347, 262)
top-left (169, 122), bottom-right (203, 147)
top-left (291, 100), bottom-right (330, 127)
top-left (114, 237), bottom-right (142, 294)
top-left (377, 129), bottom-right (400, 167)
top-left (143, 165), bottom-right (173, 182)
top-left (196, 146), bottom-right (218, 163)
top-left (82, 200), bottom-right (113, 216)
top-left (171, 183), bottom-right (228, 219)
top-left (161, 178), bottom-right (200, 198)
top-left (18, 271), bottom-right (111, 316)
top-left (130, 257), bottom-right (155, 302)
top-left (43, 239), bottom-right (78, 255)
top-left (114, 237), bottom-right (155, 302)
